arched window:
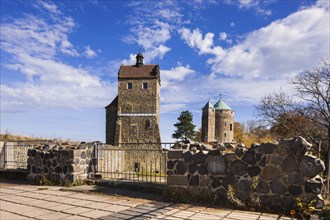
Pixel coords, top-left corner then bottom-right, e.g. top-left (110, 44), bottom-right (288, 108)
top-left (145, 119), bottom-right (151, 129)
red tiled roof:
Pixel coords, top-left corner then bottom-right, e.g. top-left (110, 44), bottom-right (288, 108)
top-left (118, 64), bottom-right (159, 79)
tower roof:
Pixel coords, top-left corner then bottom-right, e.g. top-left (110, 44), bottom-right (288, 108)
top-left (214, 99), bottom-right (232, 110)
top-left (202, 100), bottom-right (214, 109)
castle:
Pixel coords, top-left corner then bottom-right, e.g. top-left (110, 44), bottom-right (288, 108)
top-left (105, 53), bottom-right (161, 144)
top-left (201, 97), bottom-right (234, 143)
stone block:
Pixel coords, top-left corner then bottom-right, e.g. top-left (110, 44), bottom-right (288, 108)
top-left (281, 154), bottom-right (298, 173)
top-left (242, 150), bottom-right (256, 165)
top-left (247, 166), bottom-right (261, 177)
top-left (167, 175), bottom-right (187, 186)
top-left (188, 175), bottom-right (199, 186)
top-left (234, 147), bottom-right (246, 158)
top-left (228, 160), bottom-right (247, 176)
top-left (183, 151), bottom-right (193, 163)
top-left (258, 143), bottom-right (276, 154)
top-left (299, 155), bottom-right (325, 178)
top-left (193, 151), bottom-right (207, 164)
top-left (188, 164), bottom-right (198, 175)
top-left (259, 166), bottom-right (280, 181)
top-left (175, 161), bottom-right (187, 175)
top-left (168, 150), bottom-right (185, 159)
top-left (256, 180), bottom-right (270, 194)
top-left (270, 179), bottom-right (286, 194)
top-left (289, 136), bottom-right (310, 157)
top-left (207, 156), bottom-right (227, 176)
top-left (288, 185), bottom-right (302, 196)
top-left (167, 160), bottom-right (175, 170)
top-left (198, 165), bottom-right (207, 175)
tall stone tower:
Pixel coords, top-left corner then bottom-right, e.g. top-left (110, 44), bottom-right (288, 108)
top-left (105, 52), bottom-right (161, 144)
top-left (201, 97), bottom-right (234, 143)
top-left (201, 101), bottom-right (215, 142)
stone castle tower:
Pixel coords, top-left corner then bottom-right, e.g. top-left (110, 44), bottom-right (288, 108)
top-left (105, 53), bottom-right (161, 144)
top-left (201, 97), bottom-right (234, 143)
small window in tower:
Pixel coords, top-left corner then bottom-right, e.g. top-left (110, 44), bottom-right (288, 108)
top-left (224, 122), bottom-right (227, 126)
top-left (127, 83), bottom-right (133, 89)
top-left (143, 82), bottom-right (148, 89)
top-left (230, 124), bottom-right (233, 131)
top-left (145, 119), bottom-right (151, 129)
top-left (224, 132), bottom-right (227, 137)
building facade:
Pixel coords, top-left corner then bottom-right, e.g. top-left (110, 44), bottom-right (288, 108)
top-left (105, 53), bottom-right (161, 144)
top-left (201, 98), bottom-right (234, 143)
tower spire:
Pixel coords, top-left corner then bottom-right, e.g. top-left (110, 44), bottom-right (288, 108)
top-left (136, 51), bottom-right (144, 67)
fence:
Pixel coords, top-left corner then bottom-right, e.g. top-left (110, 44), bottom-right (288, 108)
top-left (0, 141), bottom-right (52, 169)
top-left (95, 143), bottom-right (174, 184)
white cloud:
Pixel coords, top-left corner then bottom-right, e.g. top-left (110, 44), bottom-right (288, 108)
top-left (179, 2), bottom-right (329, 80)
top-left (36, 0), bottom-right (59, 14)
top-left (0, 2), bottom-right (114, 113)
top-left (161, 64), bottom-right (195, 88)
top-left (84, 45), bottom-right (98, 58)
top-left (230, 22), bottom-right (235, 27)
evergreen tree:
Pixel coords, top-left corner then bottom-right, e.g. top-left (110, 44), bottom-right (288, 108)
top-left (172, 110), bottom-right (196, 141)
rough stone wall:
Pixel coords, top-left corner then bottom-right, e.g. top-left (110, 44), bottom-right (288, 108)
top-left (27, 143), bottom-right (96, 184)
top-left (215, 110), bottom-right (234, 143)
top-left (167, 137), bottom-right (325, 211)
top-left (118, 78), bottom-right (159, 115)
top-left (116, 78), bottom-right (161, 143)
top-left (106, 106), bottom-right (117, 144)
top-left (117, 116), bottom-right (161, 144)
top-left (201, 108), bottom-right (215, 142)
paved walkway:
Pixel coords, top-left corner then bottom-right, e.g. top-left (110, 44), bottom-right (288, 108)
top-left (0, 180), bottom-right (294, 220)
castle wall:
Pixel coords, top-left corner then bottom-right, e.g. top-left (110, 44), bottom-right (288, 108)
top-left (105, 106), bottom-right (117, 144)
top-left (117, 116), bottom-right (161, 144)
top-left (215, 110), bottom-right (234, 143)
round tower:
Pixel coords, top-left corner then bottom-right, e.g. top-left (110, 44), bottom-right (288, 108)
top-left (214, 98), bottom-right (234, 143)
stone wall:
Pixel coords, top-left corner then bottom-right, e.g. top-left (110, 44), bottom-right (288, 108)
top-left (27, 142), bottom-right (96, 184)
top-left (167, 137), bottom-right (325, 211)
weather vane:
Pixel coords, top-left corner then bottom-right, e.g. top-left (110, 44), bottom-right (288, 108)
top-left (219, 93), bottom-right (223, 100)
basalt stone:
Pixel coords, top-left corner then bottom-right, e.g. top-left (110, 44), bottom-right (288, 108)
top-left (183, 151), bottom-right (193, 163)
top-left (238, 178), bottom-right (252, 192)
top-left (193, 151), bottom-right (207, 164)
top-left (209, 149), bottom-right (221, 156)
top-left (216, 187), bottom-right (227, 197)
top-left (242, 150), bottom-right (256, 165)
top-left (28, 149), bottom-right (36, 157)
top-left (271, 156), bottom-right (283, 166)
top-left (32, 166), bottom-right (36, 173)
top-left (305, 180), bottom-right (322, 194)
top-left (55, 166), bottom-right (62, 173)
top-left (27, 164), bottom-right (31, 170)
top-left (60, 150), bottom-right (69, 157)
top-left (189, 175), bottom-right (199, 186)
top-left (290, 136), bottom-right (310, 158)
top-left (281, 196), bottom-right (294, 209)
top-left (222, 175), bottom-right (237, 189)
top-left (211, 178), bottom-right (221, 189)
top-left (287, 173), bottom-right (304, 185)
top-left (225, 153), bottom-right (237, 164)
top-left (168, 150), bottom-right (184, 159)
top-left (207, 156), bottom-right (227, 176)
top-left (52, 160), bottom-right (57, 167)
top-left (44, 153), bottom-right (50, 160)
top-left (248, 166), bottom-right (261, 177)
top-left (67, 165), bottom-right (73, 173)
top-left (288, 185), bottom-right (302, 196)
top-left (189, 164), bottom-right (198, 174)
top-left (258, 143), bottom-right (276, 154)
top-left (260, 166), bottom-right (280, 181)
top-left (175, 161), bottom-right (187, 175)
top-left (63, 166), bottom-right (68, 174)
top-left (49, 152), bottom-right (54, 159)
top-left (236, 191), bottom-right (250, 202)
top-left (81, 151), bottom-right (86, 159)
top-left (44, 167), bottom-right (48, 173)
top-left (260, 195), bottom-right (272, 207)
top-left (167, 170), bottom-right (174, 175)
top-left (300, 155), bottom-right (325, 178)
top-left (269, 195), bottom-right (282, 211)
top-left (255, 153), bottom-right (262, 162)
top-left (86, 150), bottom-right (92, 158)
top-left (228, 160), bottom-right (247, 176)
top-left (198, 165), bottom-right (208, 175)
top-left (281, 154), bottom-right (298, 173)
top-left (270, 179), bottom-right (286, 194)
top-left (28, 158), bottom-right (34, 165)
top-left (256, 180), bottom-right (270, 194)
top-left (235, 147), bottom-right (246, 158)
top-left (167, 161), bottom-right (175, 170)
top-left (258, 156), bottom-right (267, 167)
top-left (311, 194), bottom-right (325, 209)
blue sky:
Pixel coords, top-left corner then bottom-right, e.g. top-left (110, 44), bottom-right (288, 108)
top-left (1, 0), bottom-right (329, 142)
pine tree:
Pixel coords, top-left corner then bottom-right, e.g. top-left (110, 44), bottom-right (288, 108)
top-left (172, 110), bottom-right (196, 141)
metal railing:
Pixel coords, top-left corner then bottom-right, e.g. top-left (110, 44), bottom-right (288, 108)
top-left (0, 140), bottom-right (52, 169)
top-left (95, 142), bottom-right (175, 184)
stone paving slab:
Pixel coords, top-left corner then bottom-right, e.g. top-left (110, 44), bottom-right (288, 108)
top-left (0, 180), bottom-right (297, 220)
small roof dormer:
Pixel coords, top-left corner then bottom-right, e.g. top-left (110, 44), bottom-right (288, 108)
top-left (136, 52), bottom-right (144, 67)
